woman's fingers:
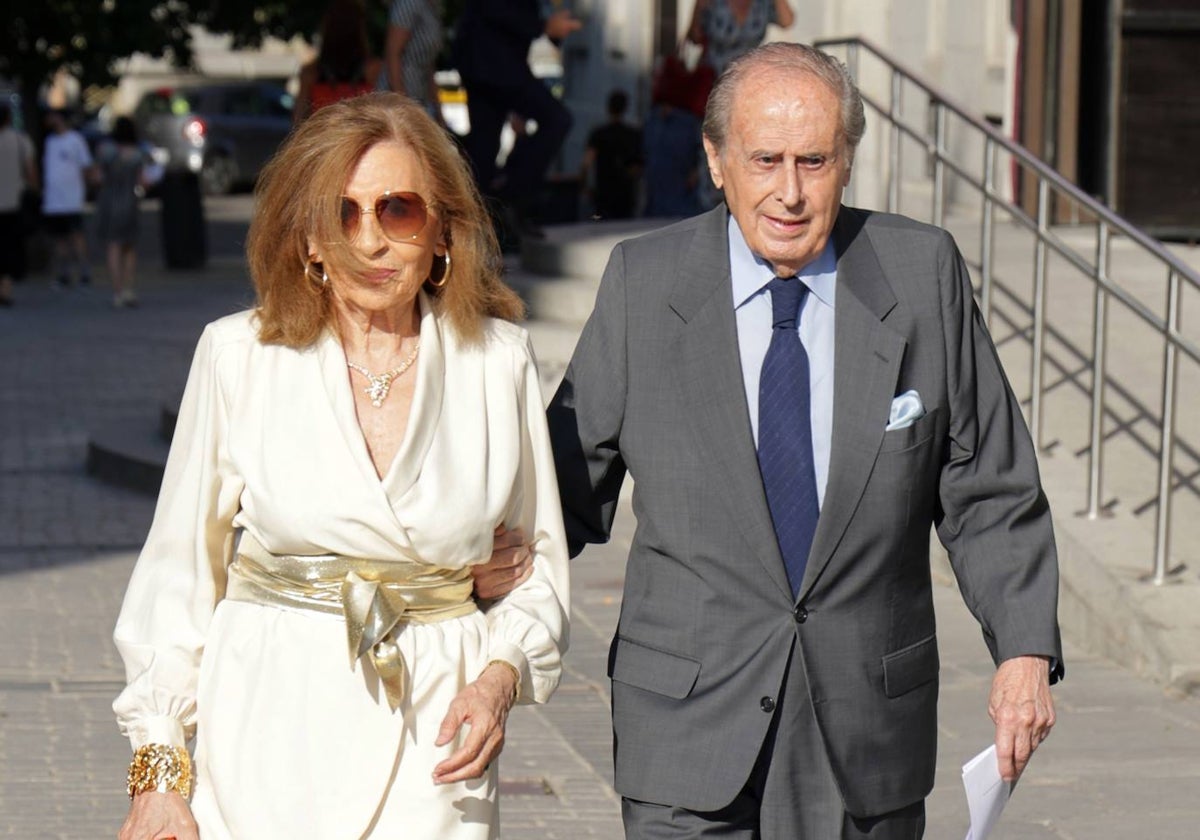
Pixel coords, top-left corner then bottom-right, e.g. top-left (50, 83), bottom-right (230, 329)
top-left (432, 722), bottom-right (504, 784)
top-left (432, 668), bottom-right (516, 784)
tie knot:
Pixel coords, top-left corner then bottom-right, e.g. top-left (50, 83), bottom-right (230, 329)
top-left (768, 277), bottom-right (807, 329)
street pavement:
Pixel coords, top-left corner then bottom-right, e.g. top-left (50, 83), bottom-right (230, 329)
top-left (1, 196), bottom-right (1198, 838)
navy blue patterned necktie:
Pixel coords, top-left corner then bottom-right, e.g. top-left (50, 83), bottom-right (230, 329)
top-left (757, 276), bottom-right (820, 599)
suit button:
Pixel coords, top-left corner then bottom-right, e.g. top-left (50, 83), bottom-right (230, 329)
top-left (793, 605), bottom-right (808, 623)
top-left (760, 696), bottom-right (776, 713)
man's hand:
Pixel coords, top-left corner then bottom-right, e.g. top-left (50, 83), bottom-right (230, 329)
top-left (989, 655), bottom-right (1056, 782)
top-left (118, 790), bottom-right (199, 840)
top-left (544, 10), bottom-right (583, 42)
top-left (432, 662), bottom-right (519, 784)
top-left (472, 526), bottom-right (534, 600)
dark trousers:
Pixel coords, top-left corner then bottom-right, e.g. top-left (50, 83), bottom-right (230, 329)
top-left (621, 646), bottom-right (926, 840)
top-left (461, 70), bottom-right (572, 205)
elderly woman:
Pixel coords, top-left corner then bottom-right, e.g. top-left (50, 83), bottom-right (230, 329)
top-left (113, 92), bottom-right (569, 840)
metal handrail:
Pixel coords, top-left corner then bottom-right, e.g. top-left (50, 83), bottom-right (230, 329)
top-left (816, 35), bottom-right (1199, 584)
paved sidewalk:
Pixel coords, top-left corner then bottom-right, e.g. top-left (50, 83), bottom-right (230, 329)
top-left (2, 200), bottom-right (1199, 838)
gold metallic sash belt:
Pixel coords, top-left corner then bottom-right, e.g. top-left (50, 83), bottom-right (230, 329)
top-left (226, 531), bottom-right (477, 710)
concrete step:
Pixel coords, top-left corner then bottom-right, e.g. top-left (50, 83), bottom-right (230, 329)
top-left (520, 219), bottom-right (667, 281)
top-left (86, 398), bottom-right (179, 496)
top-left (511, 218), bottom-right (673, 329)
top-left (86, 417), bottom-right (170, 496)
top-left (505, 265), bottom-right (600, 330)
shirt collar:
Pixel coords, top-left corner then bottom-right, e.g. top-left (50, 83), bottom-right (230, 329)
top-left (728, 213), bottom-right (838, 310)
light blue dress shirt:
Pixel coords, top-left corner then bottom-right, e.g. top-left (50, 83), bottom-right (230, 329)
top-left (729, 216), bottom-right (837, 508)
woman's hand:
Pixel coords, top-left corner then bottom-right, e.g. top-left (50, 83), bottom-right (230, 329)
top-left (432, 662), bottom-right (519, 785)
top-left (118, 790), bottom-right (199, 840)
top-left (472, 526), bottom-right (534, 600)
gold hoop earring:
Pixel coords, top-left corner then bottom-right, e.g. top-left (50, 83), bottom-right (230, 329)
top-left (304, 260), bottom-right (328, 288)
top-left (428, 252), bottom-right (450, 289)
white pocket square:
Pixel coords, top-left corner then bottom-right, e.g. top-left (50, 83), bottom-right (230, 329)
top-left (885, 390), bottom-right (926, 431)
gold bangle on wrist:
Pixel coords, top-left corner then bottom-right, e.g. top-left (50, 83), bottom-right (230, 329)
top-left (487, 659), bottom-right (522, 703)
top-left (126, 743), bottom-right (193, 800)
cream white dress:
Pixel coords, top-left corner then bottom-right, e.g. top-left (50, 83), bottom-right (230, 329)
top-left (113, 294), bottom-right (570, 839)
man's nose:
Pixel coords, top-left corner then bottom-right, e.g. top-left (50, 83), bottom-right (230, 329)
top-left (776, 164), bottom-right (803, 208)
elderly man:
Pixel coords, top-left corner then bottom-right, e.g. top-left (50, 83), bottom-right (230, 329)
top-left (546, 42), bottom-right (1062, 838)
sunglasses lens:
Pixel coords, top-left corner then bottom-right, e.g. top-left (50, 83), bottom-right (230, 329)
top-left (378, 193), bottom-right (427, 240)
top-left (340, 197), bottom-right (361, 239)
top-left (339, 192), bottom-right (429, 242)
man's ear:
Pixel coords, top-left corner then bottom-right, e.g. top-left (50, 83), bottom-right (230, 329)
top-left (702, 136), bottom-right (724, 190)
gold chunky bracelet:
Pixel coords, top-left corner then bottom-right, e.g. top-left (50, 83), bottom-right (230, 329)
top-left (126, 743), bottom-right (193, 800)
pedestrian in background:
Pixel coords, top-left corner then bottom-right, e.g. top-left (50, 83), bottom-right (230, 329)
top-left (41, 109), bottom-right (95, 289)
top-left (688, 0), bottom-right (795, 209)
top-left (688, 0), bottom-right (796, 76)
top-left (580, 89), bottom-right (642, 220)
top-left (378, 0), bottom-right (445, 122)
top-left (94, 117), bottom-right (152, 309)
top-left (642, 74), bottom-right (702, 218)
top-left (0, 102), bottom-right (37, 307)
top-left (293, 0), bottom-right (382, 124)
top-left (451, 0), bottom-right (581, 238)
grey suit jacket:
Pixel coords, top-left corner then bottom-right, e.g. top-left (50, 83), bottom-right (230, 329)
top-left (547, 205), bottom-right (1063, 817)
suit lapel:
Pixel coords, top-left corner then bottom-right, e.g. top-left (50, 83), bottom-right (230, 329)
top-left (800, 208), bottom-right (907, 598)
top-left (671, 208), bottom-right (794, 601)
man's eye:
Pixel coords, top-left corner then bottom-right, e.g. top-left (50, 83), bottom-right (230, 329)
top-left (800, 156), bottom-right (827, 169)
top-left (753, 155), bottom-right (779, 167)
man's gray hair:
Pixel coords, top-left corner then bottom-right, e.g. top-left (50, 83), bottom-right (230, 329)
top-left (702, 42), bottom-right (866, 160)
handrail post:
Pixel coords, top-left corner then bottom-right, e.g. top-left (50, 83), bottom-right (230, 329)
top-left (888, 69), bottom-right (902, 213)
top-left (932, 100), bottom-right (946, 227)
top-left (845, 41), bottom-right (861, 208)
top-left (1030, 179), bottom-right (1050, 450)
top-left (1152, 270), bottom-right (1182, 584)
top-left (980, 137), bottom-right (996, 326)
top-left (1085, 222), bottom-right (1110, 518)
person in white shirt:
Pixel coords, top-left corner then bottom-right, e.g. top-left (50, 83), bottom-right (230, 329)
top-left (41, 109), bottom-right (94, 288)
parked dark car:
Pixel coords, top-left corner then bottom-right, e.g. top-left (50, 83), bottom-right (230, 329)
top-left (133, 82), bottom-right (294, 195)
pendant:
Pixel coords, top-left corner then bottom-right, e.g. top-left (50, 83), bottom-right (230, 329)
top-left (364, 376), bottom-right (392, 408)
top-left (346, 342), bottom-right (419, 409)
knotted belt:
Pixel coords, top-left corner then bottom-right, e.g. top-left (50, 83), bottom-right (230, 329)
top-left (226, 531), bottom-right (478, 710)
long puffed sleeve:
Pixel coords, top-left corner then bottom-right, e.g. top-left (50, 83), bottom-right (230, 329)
top-left (483, 336), bottom-right (571, 704)
top-left (112, 322), bottom-right (245, 748)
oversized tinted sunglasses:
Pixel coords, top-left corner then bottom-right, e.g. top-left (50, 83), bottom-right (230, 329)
top-left (340, 191), bottom-right (432, 242)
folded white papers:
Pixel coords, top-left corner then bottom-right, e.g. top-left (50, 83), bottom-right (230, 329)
top-left (962, 745), bottom-right (1011, 840)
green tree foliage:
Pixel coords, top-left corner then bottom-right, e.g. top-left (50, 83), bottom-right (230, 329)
top-left (0, 1), bottom-right (331, 134)
top-left (194, 2), bottom-right (329, 50)
top-left (0, 1), bottom-right (467, 133)
top-left (1, 2), bottom-right (193, 95)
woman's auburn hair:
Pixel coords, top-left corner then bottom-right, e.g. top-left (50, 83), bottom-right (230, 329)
top-left (247, 92), bottom-right (524, 347)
